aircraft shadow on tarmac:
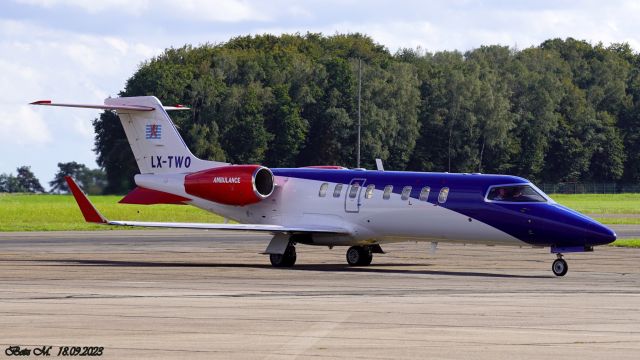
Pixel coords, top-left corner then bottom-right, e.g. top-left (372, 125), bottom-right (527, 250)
top-left (25, 259), bottom-right (550, 279)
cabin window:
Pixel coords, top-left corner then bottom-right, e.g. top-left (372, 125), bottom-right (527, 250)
top-left (365, 184), bottom-right (375, 199)
top-left (486, 184), bottom-right (546, 203)
top-left (318, 183), bottom-right (328, 197)
top-left (419, 186), bottom-right (431, 201)
top-left (438, 187), bottom-right (449, 203)
top-left (401, 186), bottom-right (412, 200)
top-left (349, 183), bottom-right (361, 198)
top-left (383, 185), bottom-right (393, 200)
top-left (333, 184), bottom-right (343, 198)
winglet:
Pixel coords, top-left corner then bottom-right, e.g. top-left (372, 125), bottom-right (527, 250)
top-left (64, 176), bottom-right (107, 224)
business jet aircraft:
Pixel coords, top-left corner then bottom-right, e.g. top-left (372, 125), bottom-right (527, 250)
top-left (31, 96), bottom-right (617, 276)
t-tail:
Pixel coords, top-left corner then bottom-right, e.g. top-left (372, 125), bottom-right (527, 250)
top-left (31, 96), bottom-right (227, 174)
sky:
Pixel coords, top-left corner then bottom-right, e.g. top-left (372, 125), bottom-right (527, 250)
top-left (2, 0), bottom-right (640, 189)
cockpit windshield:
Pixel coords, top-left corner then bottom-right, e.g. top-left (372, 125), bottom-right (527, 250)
top-left (486, 185), bottom-right (546, 203)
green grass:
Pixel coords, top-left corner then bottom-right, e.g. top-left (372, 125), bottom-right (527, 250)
top-left (550, 193), bottom-right (640, 214)
top-left (591, 217), bottom-right (640, 225)
top-left (0, 194), bottom-right (223, 232)
top-left (2, 193), bottom-right (640, 237)
top-left (610, 238), bottom-right (640, 248)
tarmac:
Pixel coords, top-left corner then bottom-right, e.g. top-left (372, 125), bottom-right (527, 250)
top-left (0, 229), bottom-right (639, 359)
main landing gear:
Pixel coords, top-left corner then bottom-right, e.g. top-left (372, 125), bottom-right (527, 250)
top-left (270, 243), bottom-right (297, 267)
top-left (552, 253), bottom-right (568, 277)
top-left (266, 241), bottom-right (383, 268)
top-left (346, 246), bottom-right (373, 266)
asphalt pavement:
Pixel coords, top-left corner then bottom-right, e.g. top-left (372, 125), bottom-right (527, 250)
top-left (0, 229), bottom-right (639, 359)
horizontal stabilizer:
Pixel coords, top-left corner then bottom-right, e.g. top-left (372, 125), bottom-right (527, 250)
top-left (120, 187), bottom-right (190, 205)
top-left (31, 100), bottom-right (154, 112)
top-left (30, 100), bottom-right (190, 112)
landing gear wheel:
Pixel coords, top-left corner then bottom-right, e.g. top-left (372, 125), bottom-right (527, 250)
top-left (552, 258), bottom-right (568, 277)
top-left (346, 246), bottom-right (373, 266)
top-left (270, 244), bottom-right (297, 267)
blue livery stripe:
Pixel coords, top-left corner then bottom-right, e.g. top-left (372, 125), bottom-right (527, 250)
top-left (271, 168), bottom-right (614, 247)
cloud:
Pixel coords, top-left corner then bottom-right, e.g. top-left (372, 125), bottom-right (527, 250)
top-left (0, 18), bottom-right (163, 184)
top-left (0, 19), bottom-right (163, 97)
top-left (0, 106), bottom-right (51, 145)
top-left (70, 115), bottom-right (95, 139)
top-left (252, 1), bottom-right (640, 53)
top-left (174, 0), bottom-right (270, 22)
top-left (14, 0), bottom-right (150, 15)
top-left (15, 0), bottom-right (270, 22)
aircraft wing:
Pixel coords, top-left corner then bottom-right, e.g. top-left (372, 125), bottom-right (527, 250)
top-left (64, 176), bottom-right (350, 235)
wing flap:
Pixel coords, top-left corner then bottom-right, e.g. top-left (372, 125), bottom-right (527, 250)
top-left (106, 220), bottom-right (347, 234)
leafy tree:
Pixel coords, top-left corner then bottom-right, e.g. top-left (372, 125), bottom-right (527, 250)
top-left (93, 111), bottom-right (136, 194)
top-left (90, 34), bottom-right (640, 190)
top-left (358, 61), bottom-right (420, 170)
top-left (1, 166), bottom-right (46, 193)
top-left (264, 84), bottom-right (308, 167)
top-left (465, 46), bottom-right (516, 173)
top-left (0, 173), bottom-right (21, 193)
top-left (588, 114), bottom-right (625, 181)
top-left (49, 161), bottom-right (106, 195)
top-left (218, 83), bottom-right (273, 164)
top-left (16, 166), bottom-right (45, 193)
top-left (298, 56), bottom-right (357, 166)
top-left (413, 51), bottom-right (482, 173)
top-left (510, 48), bottom-right (564, 181)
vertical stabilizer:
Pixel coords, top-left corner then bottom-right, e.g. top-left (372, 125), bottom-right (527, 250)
top-left (105, 96), bottom-right (226, 174)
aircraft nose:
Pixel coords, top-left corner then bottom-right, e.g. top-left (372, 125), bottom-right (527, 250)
top-left (585, 221), bottom-right (617, 245)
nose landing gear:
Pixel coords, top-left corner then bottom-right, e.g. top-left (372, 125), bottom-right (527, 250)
top-left (552, 253), bottom-right (568, 277)
top-left (549, 246), bottom-right (593, 277)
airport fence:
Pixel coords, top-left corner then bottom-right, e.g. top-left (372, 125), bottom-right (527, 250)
top-left (540, 182), bottom-right (640, 194)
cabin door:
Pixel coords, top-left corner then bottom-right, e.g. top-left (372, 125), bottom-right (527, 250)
top-left (345, 178), bottom-right (366, 213)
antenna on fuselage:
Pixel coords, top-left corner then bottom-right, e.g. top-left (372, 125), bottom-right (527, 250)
top-left (375, 158), bottom-right (384, 171)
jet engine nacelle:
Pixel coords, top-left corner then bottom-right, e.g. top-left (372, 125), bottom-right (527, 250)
top-left (184, 165), bottom-right (275, 206)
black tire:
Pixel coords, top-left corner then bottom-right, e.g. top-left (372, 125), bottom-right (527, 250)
top-left (552, 258), bottom-right (568, 276)
top-left (346, 246), bottom-right (373, 266)
top-left (346, 246), bottom-right (361, 266)
top-left (283, 246), bottom-right (297, 267)
top-left (270, 253), bottom-right (285, 267)
top-left (270, 245), bottom-right (296, 267)
top-left (360, 249), bottom-right (373, 266)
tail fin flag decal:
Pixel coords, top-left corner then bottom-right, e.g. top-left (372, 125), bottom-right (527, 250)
top-left (145, 124), bottom-right (162, 140)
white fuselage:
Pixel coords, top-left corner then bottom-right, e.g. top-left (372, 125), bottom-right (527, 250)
top-left (135, 173), bottom-right (524, 247)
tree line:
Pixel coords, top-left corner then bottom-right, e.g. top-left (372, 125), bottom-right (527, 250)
top-left (0, 163), bottom-right (105, 194)
top-left (84, 34), bottom-right (639, 193)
